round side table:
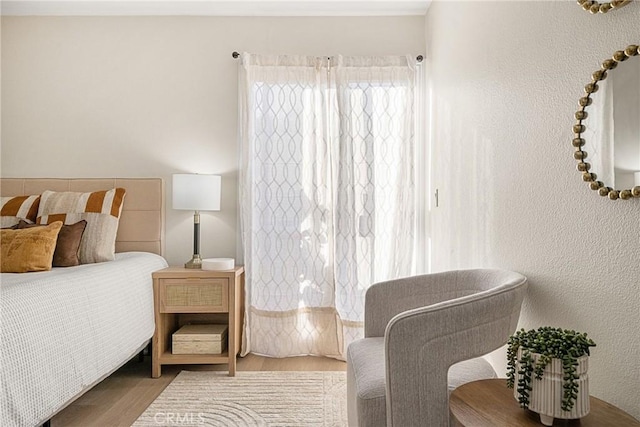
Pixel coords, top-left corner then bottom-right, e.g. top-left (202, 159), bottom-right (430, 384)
top-left (449, 379), bottom-right (640, 427)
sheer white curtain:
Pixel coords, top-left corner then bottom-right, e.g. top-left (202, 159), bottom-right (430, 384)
top-left (331, 55), bottom-right (417, 351)
top-left (238, 53), bottom-right (417, 359)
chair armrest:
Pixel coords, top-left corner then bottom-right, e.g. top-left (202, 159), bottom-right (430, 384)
top-left (383, 282), bottom-right (527, 427)
top-left (365, 270), bottom-right (486, 337)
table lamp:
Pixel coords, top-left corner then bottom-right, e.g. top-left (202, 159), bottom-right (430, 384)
top-left (172, 174), bottom-right (221, 269)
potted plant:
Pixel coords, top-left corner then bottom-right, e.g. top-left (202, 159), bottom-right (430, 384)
top-left (506, 326), bottom-right (596, 426)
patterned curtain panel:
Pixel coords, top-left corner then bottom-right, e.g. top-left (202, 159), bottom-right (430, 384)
top-left (238, 53), bottom-right (417, 359)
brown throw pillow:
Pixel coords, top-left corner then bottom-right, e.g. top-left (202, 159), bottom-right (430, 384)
top-left (17, 220), bottom-right (87, 267)
top-left (1, 222), bottom-right (63, 273)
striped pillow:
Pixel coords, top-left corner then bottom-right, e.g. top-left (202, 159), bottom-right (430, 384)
top-left (38, 188), bottom-right (126, 218)
top-left (0, 195), bottom-right (40, 228)
top-left (37, 188), bottom-right (126, 264)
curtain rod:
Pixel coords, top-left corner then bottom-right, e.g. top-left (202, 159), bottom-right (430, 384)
top-left (231, 51), bottom-right (424, 62)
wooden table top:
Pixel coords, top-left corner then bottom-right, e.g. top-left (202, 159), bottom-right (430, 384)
top-left (449, 379), bottom-right (640, 427)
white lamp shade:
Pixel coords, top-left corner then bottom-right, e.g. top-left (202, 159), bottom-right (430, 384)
top-left (172, 174), bottom-right (221, 211)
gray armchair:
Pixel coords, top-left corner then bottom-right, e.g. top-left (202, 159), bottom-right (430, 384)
top-left (346, 269), bottom-right (528, 427)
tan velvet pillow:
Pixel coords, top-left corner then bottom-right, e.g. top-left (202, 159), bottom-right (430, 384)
top-left (1, 222), bottom-right (63, 273)
top-left (17, 220), bottom-right (87, 267)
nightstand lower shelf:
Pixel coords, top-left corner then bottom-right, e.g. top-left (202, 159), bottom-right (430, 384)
top-left (157, 351), bottom-right (230, 365)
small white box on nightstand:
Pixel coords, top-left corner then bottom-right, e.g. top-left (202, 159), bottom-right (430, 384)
top-left (202, 258), bottom-right (235, 270)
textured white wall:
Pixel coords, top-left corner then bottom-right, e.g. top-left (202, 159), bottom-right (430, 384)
top-left (1, 15), bottom-right (425, 266)
top-left (426, 1), bottom-right (640, 418)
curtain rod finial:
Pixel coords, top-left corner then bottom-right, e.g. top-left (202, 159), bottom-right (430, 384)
top-left (232, 51), bottom-right (240, 59)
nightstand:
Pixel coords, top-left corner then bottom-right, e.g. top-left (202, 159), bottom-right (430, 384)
top-left (151, 266), bottom-right (244, 378)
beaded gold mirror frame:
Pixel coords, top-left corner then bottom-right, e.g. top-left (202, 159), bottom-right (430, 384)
top-left (577, 0), bottom-right (632, 14)
top-left (573, 44), bottom-right (640, 200)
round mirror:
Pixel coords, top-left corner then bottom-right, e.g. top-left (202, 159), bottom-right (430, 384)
top-left (573, 44), bottom-right (640, 200)
top-left (577, 0), bottom-right (632, 14)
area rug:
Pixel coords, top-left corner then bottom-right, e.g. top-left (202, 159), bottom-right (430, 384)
top-left (132, 371), bottom-right (347, 427)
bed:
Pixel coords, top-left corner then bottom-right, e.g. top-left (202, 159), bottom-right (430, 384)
top-left (0, 178), bottom-right (168, 427)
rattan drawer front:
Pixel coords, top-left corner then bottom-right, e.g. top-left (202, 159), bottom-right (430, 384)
top-left (159, 278), bottom-right (228, 313)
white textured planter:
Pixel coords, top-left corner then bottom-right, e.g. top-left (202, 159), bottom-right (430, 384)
top-left (514, 349), bottom-right (590, 426)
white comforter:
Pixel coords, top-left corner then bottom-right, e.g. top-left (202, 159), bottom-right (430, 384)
top-left (0, 252), bottom-right (168, 427)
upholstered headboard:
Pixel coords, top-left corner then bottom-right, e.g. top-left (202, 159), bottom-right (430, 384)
top-left (0, 178), bottom-right (165, 256)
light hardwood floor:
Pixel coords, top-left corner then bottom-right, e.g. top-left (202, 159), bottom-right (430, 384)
top-left (51, 354), bottom-right (346, 426)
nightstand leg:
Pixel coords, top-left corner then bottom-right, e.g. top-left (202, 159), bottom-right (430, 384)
top-left (152, 335), bottom-right (161, 378)
top-left (229, 357), bottom-right (236, 376)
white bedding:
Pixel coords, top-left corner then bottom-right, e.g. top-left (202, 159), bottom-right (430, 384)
top-left (0, 252), bottom-right (168, 427)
